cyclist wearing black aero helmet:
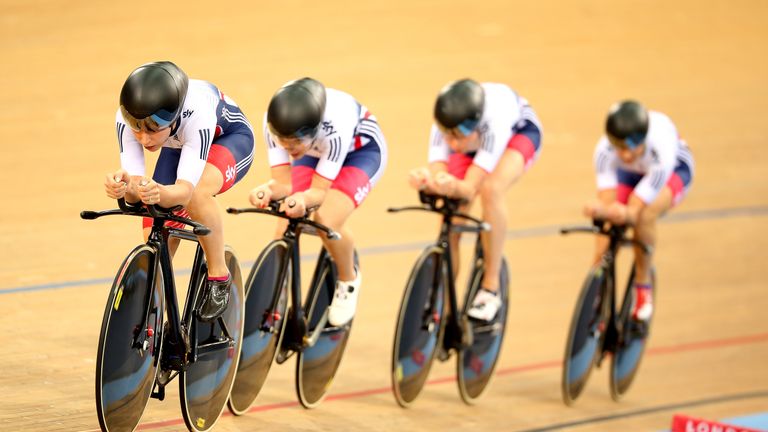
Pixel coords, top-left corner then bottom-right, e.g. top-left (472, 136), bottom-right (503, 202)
top-left (105, 60), bottom-right (255, 323)
top-left (605, 100), bottom-right (649, 150)
top-left (434, 78), bottom-right (485, 137)
top-left (584, 99), bottom-right (695, 323)
top-left (250, 77), bottom-right (388, 327)
top-left (267, 77), bottom-right (326, 141)
top-left (120, 61), bottom-right (189, 133)
top-left (409, 78), bottom-right (543, 322)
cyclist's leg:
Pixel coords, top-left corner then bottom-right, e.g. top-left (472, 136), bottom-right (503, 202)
top-left (478, 120), bottom-right (541, 291)
top-left (315, 191), bottom-right (357, 280)
top-left (446, 153), bottom-right (476, 280)
top-left (478, 148), bottom-right (524, 291)
top-left (632, 162), bottom-right (692, 284)
top-left (188, 130), bottom-right (254, 277)
top-left (190, 129), bottom-right (254, 320)
top-left (321, 120), bottom-right (387, 325)
top-left (142, 147), bottom-right (183, 253)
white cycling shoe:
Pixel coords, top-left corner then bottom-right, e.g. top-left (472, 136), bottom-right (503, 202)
top-left (467, 288), bottom-right (502, 322)
top-left (328, 269), bottom-right (361, 327)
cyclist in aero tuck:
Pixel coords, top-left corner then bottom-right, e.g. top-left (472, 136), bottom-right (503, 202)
top-left (104, 61), bottom-right (255, 323)
top-left (583, 100), bottom-right (695, 322)
top-left (249, 77), bottom-right (388, 327)
top-left (409, 78), bottom-right (543, 322)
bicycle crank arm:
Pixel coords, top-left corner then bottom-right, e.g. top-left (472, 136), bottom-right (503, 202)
top-left (303, 310), bottom-right (330, 348)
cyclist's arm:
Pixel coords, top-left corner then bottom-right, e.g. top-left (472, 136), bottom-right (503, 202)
top-left (298, 174), bottom-right (333, 209)
top-left (428, 161), bottom-right (447, 176)
top-left (266, 165), bottom-right (293, 200)
top-left (452, 164), bottom-right (487, 200)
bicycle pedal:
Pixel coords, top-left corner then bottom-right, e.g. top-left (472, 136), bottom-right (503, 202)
top-left (151, 382), bottom-right (166, 401)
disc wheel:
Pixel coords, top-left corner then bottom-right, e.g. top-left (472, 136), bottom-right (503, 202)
top-left (391, 246), bottom-right (447, 407)
top-left (96, 245), bottom-right (164, 432)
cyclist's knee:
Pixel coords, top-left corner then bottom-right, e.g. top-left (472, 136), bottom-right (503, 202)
top-left (479, 177), bottom-right (505, 202)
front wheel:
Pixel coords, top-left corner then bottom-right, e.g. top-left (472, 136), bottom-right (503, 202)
top-left (96, 245), bottom-right (164, 432)
top-left (561, 266), bottom-right (610, 405)
top-left (457, 257), bottom-right (510, 404)
top-left (180, 246), bottom-right (244, 432)
top-left (228, 240), bottom-right (290, 415)
top-left (295, 249), bottom-right (357, 408)
top-left (391, 246), bottom-right (447, 407)
top-left (609, 267), bottom-right (656, 400)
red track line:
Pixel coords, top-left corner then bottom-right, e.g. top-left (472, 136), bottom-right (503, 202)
top-left (129, 331), bottom-right (768, 430)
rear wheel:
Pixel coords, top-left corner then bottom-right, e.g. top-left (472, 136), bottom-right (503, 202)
top-left (228, 240), bottom-right (290, 415)
top-left (295, 249), bottom-right (357, 408)
top-left (180, 246), bottom-right (244, 432)
top-left (610, 267), bottom-right (656, 400)
top-left (457, 257), bottom-right (510, 404)
top-left (561, 266), bottom-right (610, 405)
top-left (96, 245), bottom-right (164, 432)
top-left (391, 246), bottom-right (447, 407)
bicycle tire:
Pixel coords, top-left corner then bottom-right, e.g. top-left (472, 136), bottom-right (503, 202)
top-left (609, 267), bottom-right (656, 400)
top-left (228, 240), bottom-right (290, 415)
top-left (295, 248), bottom-right (357, 408)
top-left (180, 246), bottom-right (244, 432)
top-left (457, 257), bottom-right (510, 404)
top-left (96, 245), bottom-right (164, 432)
top-left (391, 246), bottom-right (448, 407)
top-left (561, 265), bottom-right (610, 405)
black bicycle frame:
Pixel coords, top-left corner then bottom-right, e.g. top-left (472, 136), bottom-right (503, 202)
top-left (227, 202), bottom-right (339, 351)
top-left (561, 221), bottom-right (651, 354)
top-left (389, 192), bottom-right (489, 350)
top-left (82, 199), bottom-right (231, 371)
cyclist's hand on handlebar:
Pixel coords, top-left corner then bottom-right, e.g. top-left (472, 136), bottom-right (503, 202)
top-left (136, 177), bottom-right (162, 206)
top-left (408, 167), bottom-right (431, 190)
top-left (280, 192), bottom-right (307, 218)
top-left (105, 169), bottom-right (130, 200)
top-left (432, 171), bottom-right (458, 196)
top-left (605, 202), bottom-right (628, 225)
top-left (583, 201), bottom-right (602, 219)
top-left (249, 184), bottom-right (273, 208)
top-left (583, 201), bottom-right (627, 225)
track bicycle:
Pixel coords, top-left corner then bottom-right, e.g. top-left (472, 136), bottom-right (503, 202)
top-left (390, 192), bottom-right (510, 406)
top-left (560, 219), bottom-right (655, 404)
top-left (226, 200), bottom-right (356, 411)
top-left (82, 199), bottom-right (244, 432)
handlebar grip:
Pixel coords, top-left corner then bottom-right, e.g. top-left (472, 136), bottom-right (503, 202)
top-left (193, 226), bottom-right (211, 236)
top-left (80, 211), bottom-right (99, 220)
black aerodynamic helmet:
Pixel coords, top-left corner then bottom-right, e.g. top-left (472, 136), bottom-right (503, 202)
top-left (119, 61), bottom-right (189, 132)
top-left (434, 78), bottom-right (485, 136)
top-left (267, 77), bottom-right (326, 140)
top-left (605, 100), bottom-right (649, 148)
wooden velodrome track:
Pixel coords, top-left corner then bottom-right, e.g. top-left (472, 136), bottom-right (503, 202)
top-left (1, 1), bottom-right (767, 430)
